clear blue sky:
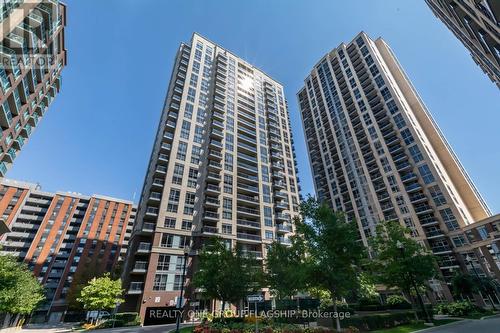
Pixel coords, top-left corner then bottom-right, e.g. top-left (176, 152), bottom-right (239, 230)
top-left (8, 0), bottom-right (499, 213)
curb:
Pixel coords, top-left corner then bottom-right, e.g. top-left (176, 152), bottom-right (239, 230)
top-left (480, 313), bottom-right (500, 320)
top-left (412, 319), bottom-right (469, 333)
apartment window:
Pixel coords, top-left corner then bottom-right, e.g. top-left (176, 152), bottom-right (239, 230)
top-left (386, 100), bottom-right (399, 114)
top-left (380, 87), bottom-right (392, 101)
top-left (429, 185), bottom-right (446, 206)
top-left (187, 168), bottom-right (198, 188)
top-left (164, 218), bottom-right (176, 228)
top-left (224, 153), bottom-right (233, 172)
top-left (181, 220), bottom-right (192, 231)
top-left (172, 163), bottom-right (184, 185)
top-left (223, 198), bottom-right (232, 220)
top-left (183, 192), bottom-right (196, 215)
top-left (380, 157), bottom-right (392, 173)
top-left (265, 231), bottom-right (273, 240)
top-left (157, 254), bottom-right (171, 271)
top-left (360, 46), bottom-right (369, 56)
top-left (153, 273), bottom-right (182, 291)
top-left (184, 103), bottom-right (194, 119)
top-left (189, 73), bottom-right (198, 87)
top-left (374, 75), bottom-right (385, 88)
top-left (160, 233), bottom-right (190, 249)
top-left (167, 189), bottom-right (181, 212)
top-left (194, 126), bottom-right (203, 143)
top-left (187, 87), bottom-right (196, 102)
top-left (180, 120), bottom-right (191, 139)
top-left (191, 146), bottom-right (201, 165)
top-left (261, 166), bottom-right (269, 183)
top-left (225, 133), bottom-right (234, 151)
top-left (408, 145), bottom-right (423, 163)
top-left (440, 208), bottom-right (459, 231)
top-left (393, 114), bottom-right (406, 129)
top-left (177, 142), bottom-right (188, 161)
top-left (477, 226), bottom-right (489, 240)
top-left (224, 174), bottom-right (233, 194)
top-left (451, 235), bottom-right (467, 247)
top-left (369, 64), bottom-right (379, 77)
top-left (264, 206), bottom-right (272, 227)
top-left (418, 164), bottom-right (435, 184)
top-left (222, 224), bottom-right (232, 234)
top-left (400, 129), bottom-right (414, 145)
top-left (263, 185), bottom-right (271, 203)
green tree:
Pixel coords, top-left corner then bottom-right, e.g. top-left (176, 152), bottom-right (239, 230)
top-left (77, 273), bottom-right (123, 320)
top-left (0, 254), bottom-right (45, 314)
top-left (193, 238), bottom-right (262, 311)
top-left (66, 259), bottom-right (103, 311)
top-left (369, 220), bottom-right (437, 321)
top-left (451, 272), bottom-right (478, 300)
top-left (296, 197), bottom-right (365, 331)
top-left (265, 239), bottom-right (308, 300)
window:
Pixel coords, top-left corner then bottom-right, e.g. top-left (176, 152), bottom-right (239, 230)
top-left (180, 120), bottom-right (191, 139)
top-left (184, 103), bottom-right (194, 119)
top-left (187, 168), bottom-right (198, 188)
top-left (224, 153), bottom-right (233, 172)
top-left (194, 126), bottom-right (203, 143)
top-left (263, 185), bottom-right (271, 203)
top-left (181, 220), bottom-right (192, 231)
top-left (386, 100), bottom-right (398, 114)
top-left (223, 198), bottom-right (232, 220)
top-left (224, 174), bottom-right (233, 194)
top-left (264, 207), bottom-right (272, 227)
top-left (451, 235), bottom-right (467, 247)
top-left (374, 75), bottom-right (385, 88)
top-left (369, 64), bottom-right (379, 77)
top-left (418, 164), bottom-right (435, 184)
top-left (191, 146), bottom-right (201, 165)
top-left (265, 231), bottom-right (273, 240)
top-left (177, 142), bottom-right (188, 161)
top-left (440, 208), bottom-right (459, 231)
top-left (380, 87), bottom-right (392, 101)
top-left (167, 189), bottom-right (181, 212)
top-left (477, 226), bottom-right (489, 240)
top-left (222, 224), bottom-right (232, 234)
top-left (365, 55), bottom-right (374, 66)
top-left (408, 145), bottom-right (423, 163)
top-left (183, 192), bottom-right (196, 215)
top-left (393, 114), bottom-right (406, 129)
top-left (400, 129), bottom-right (414, 145)
top-left (225, 133), bottom-right (234, 151)
top-left (429, 185), bottom-right (446, 206)
top-left (160, 233), bottom-right (190, 248)
top-left (164, 218), bottom-right (176, 228)
top-left (187, 87), bottom-right (196, 102)
top-left (157, 254), bottom-right (171, 271)
top-left (172, 163), bottom-right (184, 185)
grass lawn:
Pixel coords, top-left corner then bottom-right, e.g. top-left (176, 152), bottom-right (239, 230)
top-left (371, 319), bottom-right (460, 333)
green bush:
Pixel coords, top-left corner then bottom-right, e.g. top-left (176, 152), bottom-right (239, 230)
top-left (96, 319), bottom-right (124, 328)
top-left (386, 295), bottom-right (412, 310)
top-left (435, 301), bottom-right (482, 317)
top-left (343, 311), bottom-right (416, 331)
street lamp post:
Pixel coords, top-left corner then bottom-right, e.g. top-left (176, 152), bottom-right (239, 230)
top-left (396, 240), bottom-right (432, 324)
top-left (175, 251), bottom-right (190, 333)
top-left (465, 255), bottom-right (497, 310)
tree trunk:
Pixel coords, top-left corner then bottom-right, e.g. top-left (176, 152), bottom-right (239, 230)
top-left (333, 299), bottom-right (341, 332)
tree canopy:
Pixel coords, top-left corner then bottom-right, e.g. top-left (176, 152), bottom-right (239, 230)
top-left (295, 197), bottom-right (365, 331)
top-left (77, 273), bottom-right (124, 311)
top-left (0, 254), bottom-right (45, 314)
top-left (192, 238), bottom-right (262, 310)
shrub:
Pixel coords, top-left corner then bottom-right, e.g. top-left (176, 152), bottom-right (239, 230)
top-left (342, 311), bottom-right (416, 331)
top-left (114, 312), bottom-right (140, 326)
top-left (435, 301), bottom-right (482, 317)
top-left (96, 319), bottom-right (124, 328)
top-left (386, 295), bottom-right (412, 310)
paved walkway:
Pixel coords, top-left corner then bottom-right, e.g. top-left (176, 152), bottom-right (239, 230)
top-left (415, 316), bottom-right (500, 333)
top-left (20, 322), bottom-right (193, 333)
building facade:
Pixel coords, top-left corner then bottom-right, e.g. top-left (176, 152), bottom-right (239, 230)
top-left (425, 0), bottom-right (500, 87)
top-left (298, 32), bottom-right (491, 301)
top-left (0, 179), bottom-right (137, 322)
top-left (451, 213), bottom-right (500, 304)
top-left (121, 33), bottom-right (300, 322)
top-left (0, 0), bottom-right (67, 176)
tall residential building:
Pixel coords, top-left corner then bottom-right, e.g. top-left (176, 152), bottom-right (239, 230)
top-left (0, 179), bottom-right (137, 323)
top-left (425, 0), bottom-right (500, 87)
top-left (0, 0), bottom-right (67, 176)
top-left (121, 33), bottom-right (300, 322)
top-left (298, 32), bottom-right (491, 301)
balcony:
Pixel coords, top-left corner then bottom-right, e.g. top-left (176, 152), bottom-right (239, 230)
top-left (432, 246), bottom-right (452, 255)
top-left (127, 282), bottom-right (144, 294)
top-left (409, 193), bottom-right (427, 203)
top-left (274, 191), bottom-right (288, 200)
top-left (238, 162), bottom-right (259, 174)
top-left (238, 172), bottom-right (259, 184)
top-left (146, 207), bottom-right (159, 217)
top-left (275, 201), bottom-right (288, 210)
top-left (396, 161), bottom-right (412, 171)
top-left (206, 184), bottom-right (220, 194)
top-left (273, 181), bottom-right (286, 190)
top-left (209, 140), bottom-right (223, 150)
top-left (241, 250), bottom-right (263, 259)
top-left (237, 206), bottom-right (260, 217)
top-left (275, 213), bottom-right (290, 222)
top-left (237, 194), bottom-right (259, 205)
top-left (208, 150), bottom-right (223, 160)
top-left (414, 204), bottom-right (434, 215)
top-left (208, 161), bottom-right (222, 171)
top-left (237, 233), bottom-right (261, 242)
top-left (405, 183), bottom-right (422, 193)
top-left (277, 224), bottom-right (292, 232)
top-left (237, 219), bottom-right (261, 229)
top-left (277, 237), bottom-right (291, 245)
top-left (203, 211), bottom-right (219, 222)
top-left (137, 243), bottom-right (151, 254)
top-left (132, 261), bottom-right (147, 274)
top-left (204, 197), bottom-right (220, 207)
top-left (202, 226), bottom-right (219, 234)
top-left (152, 179), bottom-right (165, 188)
top-left (400, 173), bottom-right (417, 183)
top-left (426, 230), bottom-right (445, 240)
top-left (143, 222), bottom-right (155, 233)
top-left (207, 172), bottom-right (221, 183)
top-left (238, 183), bottom-right (259, 194)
